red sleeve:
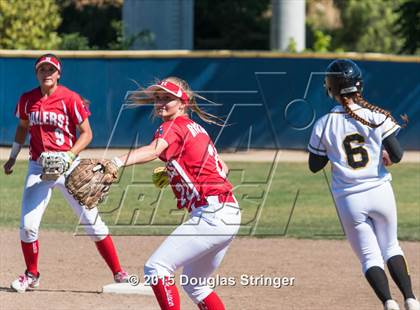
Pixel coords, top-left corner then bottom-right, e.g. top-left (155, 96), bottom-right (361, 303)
top-left (15, 95), bottom-right (28, 120)
top-left (68, 93), bottom-right (89, 125)
top-left (153, 121), bottom-right (183, 159)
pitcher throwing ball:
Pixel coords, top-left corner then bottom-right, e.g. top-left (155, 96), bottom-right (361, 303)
top-left (112, 77), bottom-right (241, 309)
top-left (308, 59), bottom-right (419, 310)
top-left (3, 54), bottom-right (129, 293)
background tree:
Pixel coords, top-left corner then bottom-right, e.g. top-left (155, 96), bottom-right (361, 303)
top-left (395, 0), bottom-right (420, 54)
top-left (332, 0), bottom-right (404, 54)
top-left (57, 0), bottom-right (121, 49)
top-left (306, 0), bottom-right (341, 52)
top-left (107, 20), bottom-right (155, 50)
top-left (194, 0), bottom-right (270, 50)
top-left (0, 0), bottom-right (417, 54)
top-left (59, 33), bottom-right (91, 50)
top-left (0, 0), bottom-right (61, 49)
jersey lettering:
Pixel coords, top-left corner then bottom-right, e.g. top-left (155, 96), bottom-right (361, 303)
top-left (57, 114), bottom-right (65, 128)
top-left (15, 86), bottom-right (88, 160)
top-left (28, 111), bottom-right (67, 128)
top-left (186, 123), bottom-right (208, 138)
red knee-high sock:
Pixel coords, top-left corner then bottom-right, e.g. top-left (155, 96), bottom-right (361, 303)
top-left (198, 292), bottom-right (225, 310)
top-left (151, 278), bottom-right (180, 310)
top-left (21, 240), bottom-right (39, 276)
top-left (95, 235), bottom-right (122, 274)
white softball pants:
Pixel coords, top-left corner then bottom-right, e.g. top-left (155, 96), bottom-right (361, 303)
top-left (335, 181), bottom-right (404, 273)
top-left (144, 196), bottom-right (241, 304)
top-left (19, 160), bottom-right (109, 243)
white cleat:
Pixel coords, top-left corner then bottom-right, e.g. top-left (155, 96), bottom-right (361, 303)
top-left (114, 270), bottom-right (130, 283)
top-left (10, 271), bottom-right (40, 293)
top-left (385, 300), bottom-right (400, 310)
top-left (405, 298), bottom-right (420, 310)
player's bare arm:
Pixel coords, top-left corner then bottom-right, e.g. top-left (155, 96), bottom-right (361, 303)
top-left (14, 119), bottom-right (29, 144)
top-left (3, 119), bottom-right (29, 175)
top-left (71, 118), bottom-right (93, 156)
top-left (115, 138), bottom-right (168, 167)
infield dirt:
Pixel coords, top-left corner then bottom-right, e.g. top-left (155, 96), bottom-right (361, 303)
top-left (1, 229), bottom-right (419, 310)
top-left (1, 148), bottom-right (419, 309)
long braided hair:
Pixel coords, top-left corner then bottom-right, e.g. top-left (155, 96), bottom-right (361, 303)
top-left (340, 92), bottom-right (408, 128)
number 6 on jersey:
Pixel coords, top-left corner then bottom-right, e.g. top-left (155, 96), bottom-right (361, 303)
top-left (343, 133), bottom-right (369, 169)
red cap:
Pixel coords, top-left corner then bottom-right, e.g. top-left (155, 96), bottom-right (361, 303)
top-left (146, 80), bottom-right (189, 104)
top-left (35, 55), bottom-right (61, 72)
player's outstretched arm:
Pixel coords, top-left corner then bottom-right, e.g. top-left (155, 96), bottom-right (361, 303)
top-left (3, 119), bottom-right (29, 175)
top-left (114, 138), bottom-right (168, 168)
top-left (308, 152), bottom-right (329, 173)
top-left (72, 119), bottom-right (93, 156)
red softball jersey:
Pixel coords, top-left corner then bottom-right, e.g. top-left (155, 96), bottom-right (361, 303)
top-left (15, 85), bottom-right (89, 161)
top-left (154, 115), bottom-right (233, 210)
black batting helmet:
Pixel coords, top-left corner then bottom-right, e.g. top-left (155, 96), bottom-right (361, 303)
top-left (324, 59), bottom-right (363, 98)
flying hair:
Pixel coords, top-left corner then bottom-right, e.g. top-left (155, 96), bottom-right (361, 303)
top-left (130, 76), bottom-right (225, 126)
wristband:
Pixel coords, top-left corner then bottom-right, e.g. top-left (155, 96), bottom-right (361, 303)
top-left (111, 156), bottom-right (124, 168)
top-left (66, 151), bottom-right (76, 161)
top-left (10, 142), bottom-right (22, 159)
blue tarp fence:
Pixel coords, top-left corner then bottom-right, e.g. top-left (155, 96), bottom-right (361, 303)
top-left (1, 52), bottom-right (419, 150)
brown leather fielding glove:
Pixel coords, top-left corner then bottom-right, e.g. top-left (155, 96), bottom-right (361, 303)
top-left (65, 159), bottom-right (119, 209)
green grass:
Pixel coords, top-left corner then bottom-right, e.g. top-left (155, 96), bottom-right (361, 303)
top-left (0, 161), bottom-right (419, 240)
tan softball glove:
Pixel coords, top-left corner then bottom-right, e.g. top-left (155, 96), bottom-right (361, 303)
top-left (65, 158), bottom-right (119, 209)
